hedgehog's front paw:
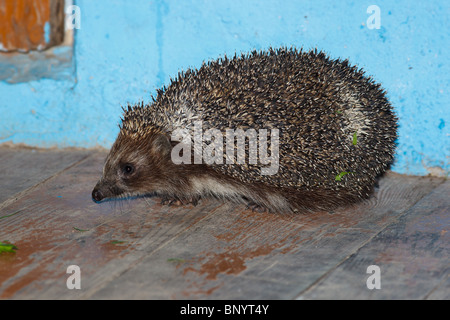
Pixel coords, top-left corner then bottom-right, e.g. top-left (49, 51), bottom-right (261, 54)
top-left (246, 201), bottom-right (269, 213)
top-left (160, 195), bottom-right (200, 207)
top-left (160, 196), bottom-right (181, 206)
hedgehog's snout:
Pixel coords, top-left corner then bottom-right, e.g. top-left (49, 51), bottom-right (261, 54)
top-left (92, 178), bottom-right (125, 203)
top-left (92, 179), bottom-right (107, 203)
top-left (92, 187), bottom-right (104, 203)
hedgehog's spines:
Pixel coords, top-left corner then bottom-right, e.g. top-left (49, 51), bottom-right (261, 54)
top-left (115, 48), bottom-right (397, 212)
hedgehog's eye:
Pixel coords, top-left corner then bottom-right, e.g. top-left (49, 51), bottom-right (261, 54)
top-left (122, 164), bottom-right (135, 175)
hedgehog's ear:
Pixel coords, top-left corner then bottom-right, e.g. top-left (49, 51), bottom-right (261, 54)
top-left (152, 134), bottom-right (172, 156)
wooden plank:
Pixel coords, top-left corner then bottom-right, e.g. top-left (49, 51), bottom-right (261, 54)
top-left (297, 179), bottom-right (449, 300)
top-left (0, 150), bottom-right (221, 299)
top-left (425, 274), bottom-right (449, 300)
top-left (0, 146), bottom-right (91, 206)
top-left (85, 173), bottom-right (445, 299)
top-left (0, 146), bottom-right (445, 299)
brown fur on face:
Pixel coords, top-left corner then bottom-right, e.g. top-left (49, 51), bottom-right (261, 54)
top-left (92, 129), bottom-right (181, 201)
top-left (92, 129), bottom-right (230, 205)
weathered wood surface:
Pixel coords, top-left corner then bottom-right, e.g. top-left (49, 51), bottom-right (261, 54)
top-left (0, 147), bottom-right (447, 299)
top-left (90, 174), bottom-right (446, 299)
top-left (0, 147), bottom-right (91, 206)
top-left (297, 179), bottom-right (449, 300)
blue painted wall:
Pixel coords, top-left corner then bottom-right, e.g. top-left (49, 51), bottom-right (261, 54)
top-left (0, 0), bottom-right (448, 176)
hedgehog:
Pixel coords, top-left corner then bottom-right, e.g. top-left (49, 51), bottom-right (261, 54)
top-left (92, 47), bottom-right (398, 213)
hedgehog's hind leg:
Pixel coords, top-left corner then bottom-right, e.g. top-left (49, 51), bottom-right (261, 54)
top-left (239, 185), bottom-right (293, 214)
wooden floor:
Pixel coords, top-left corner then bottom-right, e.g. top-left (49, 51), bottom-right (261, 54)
top-left (0, 146), bottom-right (448, 300)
